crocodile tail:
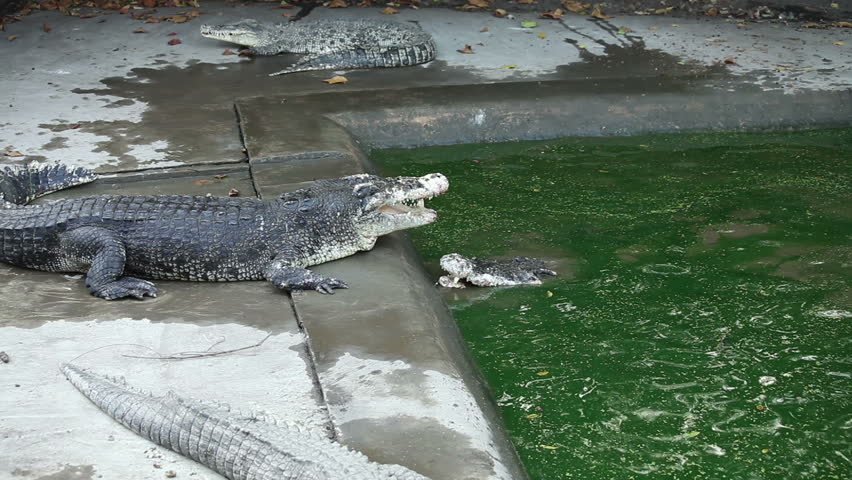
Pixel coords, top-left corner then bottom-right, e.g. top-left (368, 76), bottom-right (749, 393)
top-left (269, 41), bottom-right (437, 76)
top-left (0, 163), bottom-right (96, 206)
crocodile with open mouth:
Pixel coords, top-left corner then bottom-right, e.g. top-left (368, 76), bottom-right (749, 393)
top-left (200, 18), bottom-right (437, 76)
top-left (0, 164), bottom-right (447, 300)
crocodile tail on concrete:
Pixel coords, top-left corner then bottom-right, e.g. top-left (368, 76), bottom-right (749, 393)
top-left (0, 163), bottom-right (96, 207)
top-left (61, 364), bottom-right (432, 480)
top-left (269, 41), bottom-right (437, 76)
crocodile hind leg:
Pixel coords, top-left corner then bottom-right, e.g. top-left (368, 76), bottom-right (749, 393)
top-left (60, 227), bottom-right (158, 300)
top-left (268, 44), bottom-right (433, 76)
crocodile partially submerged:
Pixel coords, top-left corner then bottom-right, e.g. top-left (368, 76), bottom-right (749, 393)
top-left (62, 364), bottom-right (431, 479)
top-left (438, 254), bottom-right (557, 288)
top-left (0, 164), bottom-right (447, 300)
top-left (200, 18), bottom-right (436, 76)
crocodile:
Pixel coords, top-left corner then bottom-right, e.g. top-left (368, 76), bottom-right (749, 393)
top-left (0, 164), bottom-right (448, 300)
top-left (62, 364), bottom-right (431, 480)
top-left (437, 254), bottom-right (557, 288)
top-left (199, 18), bottom-right (437, 76)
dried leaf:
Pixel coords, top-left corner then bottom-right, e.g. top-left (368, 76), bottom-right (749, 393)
top-left (835, 21), bottom-right (852, 28)
top-left (228, 188), bottom-right (240, 197)
top-left (78, 13), bottom-right (98, 18)
top-left (145, 17), bottom-right (161, 23)
top-left (282, 12), bottom-right (295, 17)
top-left (724, 57), bottom-right (736, 64)
top-left (493, 8), bottom-right (507, 17)
top-left (278, 1), bottom-right (295, 7)
top-left (323, 75), bottom-right (348, 84)
top-left (356, 0), bottom-right (372, 5)
top-left (133, 27), bottom-right (146, 33)
top-left (381, 6), bottom-right (398, 14)
top-left (7, 35), bottom-right (17, 41)
top-left (119, 5), bottom-right (131, 14)
top-left (654, 6), bottom-right (674, 14)
top-left (167, 31), bottom-right (178, 36)
top-left (213, 174), bottom-right (228, 179)
top-left (4, 150), bottom-right (24, 157)
top-left (590, 5), bottom-right (610, 19)
top-left (503, 64), bottom-right (517, 68)
top-left (167, 15), bottom-right (188, 23)
top-left (142, 0), bottom-right (156, 7)
top-left (480, 26), bottom-right (489, 32)
top-left (464, 0), bottom-right (490, 8)
top-left (193, 179), bottom-right (215, 185)
top-left (457, 44), bottom-right (474, 54)
top-left (540, 8), bottom-right (563, 19)
top-left (222, 48), bottom-right (236, 55)
top-left (42, 23), bottom-right (51, 32)
top-left (327, 0), bottom-right (348, 7)
top-left (561, 0), bottom-right (589, 13)
top-left (167, 38), bottom-right (182, 45)
top-left (648, 25), bottom-right (659, 30)
top-left (835, 41), bottom-right (845, 45)
top-left (705, 7), bottom-right (718, 16)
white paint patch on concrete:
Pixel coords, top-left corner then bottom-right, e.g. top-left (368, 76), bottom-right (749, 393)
top-left (0, 318), bottom-right (325, 480)
top-left (323, 352), bottom-right (513, 480)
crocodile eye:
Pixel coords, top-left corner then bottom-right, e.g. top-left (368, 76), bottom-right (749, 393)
top-left (298, 198), bottom-right (314, 212)
top-left (354, 184), bottom-right (378, 199)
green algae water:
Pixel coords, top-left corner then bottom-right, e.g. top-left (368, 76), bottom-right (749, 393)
top-left (373, 128), bottom-right (852, 480)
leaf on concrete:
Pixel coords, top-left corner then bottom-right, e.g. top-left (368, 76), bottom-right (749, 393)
top-left (520, 19), bottom-right (538, 28)
top-left (835, 41), bottom-right (845, 45)
top-left (382, 6), bottom-right (398, 14)
top-left (145, 17), bottom-right (161, 23)
top-left (493, 8), bottom-right (508, 17)
top-left (705, 7), bottom-right (718, 16)
top-left (538, 32), bottom-right (546, 38)
top-left (223, 48), bottom-right (236, 55)
top-left (590, 5), bottom-right (611, 19)
top-left (133, 27), bottom-right (146, 33)
top-left (654, 6), bottom-right (674, 14)
top-left (6, 35), bottom-right (16, 41)
top-left (457, 44), bottom-right (474, 54)
top-left (193, 179), bottom-right (215, 185)
top-left (282, 12), bottom-right (295, 17)
top-left (724, 57), bottom-right (736, 64)
top-left (4, 150), bottom-right (24, 157)
top-left (166, 15), bottom-right (188, 23)
top-left (228, 188), bottom-right (240, 197)
top-left (42, 23), bottom-right (51, 32)
top-left (327, 0), bottom-right (349, 8)
top-left (480, 26), bottom-right (489, 32)
top-left (119, 5), bottom-right (131, 14)
top-left (503, 64), bottom-right (517, 68)
top-left (648, 25), bottom-right (659, 30)
top-left (167, 31), bottom-right (178, 36)
top-left (835, 21), bottom-right (852, 28)
top-left (214, 174), bottom-right (228, 179)
top-left (540, 8), bottom-right (563, 19)
top-left (323, 75), bottom-right (349, 84)
top-left (463, 0), bottom-right (491, 9)
top-left (561, 0), bottom-right (590, 13)
top-left (143, 0), bottom-right (156, 7)
top-left (167, 38), bottom-right (182, 45)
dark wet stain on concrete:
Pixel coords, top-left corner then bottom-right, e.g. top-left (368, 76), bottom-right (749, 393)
top-left (342, 416), bottom-right (495, 480)
top-left (41, 136), bottom-right (68, 151)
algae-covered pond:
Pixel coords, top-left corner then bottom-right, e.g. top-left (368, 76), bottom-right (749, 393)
top-left (374, 128), bottom-right (852, 480)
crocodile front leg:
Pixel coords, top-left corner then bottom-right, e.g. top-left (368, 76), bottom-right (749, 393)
top-left (265, 255), bottom-right (349, 294)
top-left (60, 227), bottom-right (158, 300)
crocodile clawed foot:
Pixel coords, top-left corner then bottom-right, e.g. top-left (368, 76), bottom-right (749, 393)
top-left (315, 277), bottom-right (349, 295)
top-left (91, 277), bottom-right (158, 300)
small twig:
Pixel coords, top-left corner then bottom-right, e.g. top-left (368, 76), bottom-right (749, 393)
top-left (122, 334), bottom-right (272, 361)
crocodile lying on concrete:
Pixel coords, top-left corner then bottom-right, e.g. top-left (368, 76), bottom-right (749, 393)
top-left (62, 364), bottom-right (431, 480)
top-left (438, 254), bottom-right (557, 288)
top-left (0, 164), bottom-right (448, 300)
top-left (200, 18), bottom-right (437, 76)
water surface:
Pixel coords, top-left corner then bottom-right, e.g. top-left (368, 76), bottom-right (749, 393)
top-left (374, 128), bottom-right (852, 480)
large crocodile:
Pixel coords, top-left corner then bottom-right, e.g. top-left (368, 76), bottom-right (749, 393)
top-left (200, 18), bottom-right (437, 76)
top-left (0, 164), bottom-right (447, 300)
top-left (62, 364), bottom-right (431, 479)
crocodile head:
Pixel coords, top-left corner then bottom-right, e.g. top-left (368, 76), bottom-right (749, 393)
top-left (438, 254), bottom-right (557, 288)
top-left (278, 173), bottom-right (448, 251)
top-left (200, 19), bottom-right (271, 47)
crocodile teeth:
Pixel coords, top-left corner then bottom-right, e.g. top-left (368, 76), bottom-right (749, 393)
top-left (417, 199), bottom-right (425, 208)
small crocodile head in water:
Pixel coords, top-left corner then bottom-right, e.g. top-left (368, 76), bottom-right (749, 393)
top-left (200, 19), bottom-right (270, 47)
top-left (438, 254), bottom-right (557, 288)
top-left (283, 173), bottom-right (448, 253)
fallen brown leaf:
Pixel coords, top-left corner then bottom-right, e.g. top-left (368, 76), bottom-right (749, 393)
top-left (654, 6), bottom-right (674, 14)
top-left (118, 5), bottom-right (130, 14)
top-left (480, 26), bottom-right (489, 32)
top-left (282, 12), bottom-right (295, 17)
top-left (214, 174), bottom-right (228, 179)
top-left (590, 5), bottom-right (611, 19)
top-left (167, 38), bottom-right (182, 45)
top-left (42, 23), bottom-right (51, 32)
top-left (494, 8), bottom-right (508, 17)
top-left (835, 21), bottom-right (852, 28)
top-left (193, 179), bottom-right (215, 185)
top-left (133, 27), bottom-right (146, 33)
top-left (540, 8), bottom-right (563, 19)
top-left (167, 15), bottom-right (188, 23)
top-left (167, 31), bottom-right (178, 36)
top-left (228, 188), bottom-right (240, 197)
top-left (705, 7), bottom-right (718, 16)
top-left (648, 25), bottom-right (659, 30)
top-left (7, 35), bottom-right (16, 41)
top-left (223, 48), bottom-right (236, 55)
top-left (382, 6), bottom-right (398, 14)
top-left (4, 150), bottom-right (24, 157)
top-left (327, 0), bottom-right (348, 7)
top-left (561, 0), bottom-right (590, 13)
top-left (142, 0), bottom-right (156, 7)
top-left (78, 13), bottom-right (98, 18)
top-left (323, 75), bottom-right (348, 84)
top-left (145, 17), bottom-right (161, 23)
top-left (457, 44), bottom-right (474, 54)
top-left (238, 50), bottom-right (253, 56)
top-left (186, 9), bottom-right (202, 18)
top-left (463, 0), bottom-right (490, 9)
top-left (724, 57), bottom-right (736, 64)
top-left (356, 0), bottom-right (372, 5)
top-left (278, 2), bottom-right (295, 8)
